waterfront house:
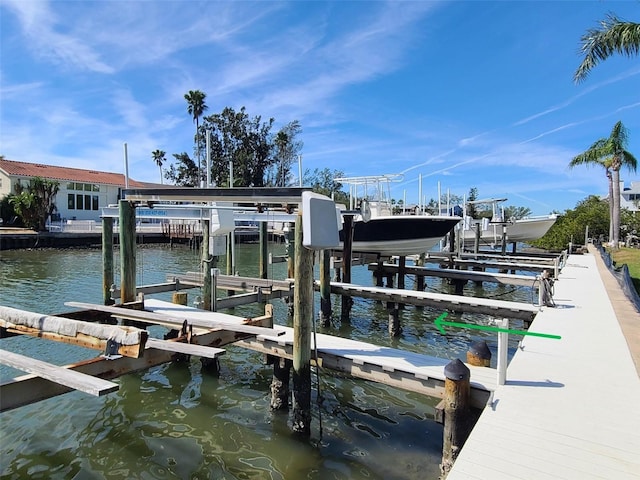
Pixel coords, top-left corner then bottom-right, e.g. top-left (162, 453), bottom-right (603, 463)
top-left (0, 158), bottom-right (152, 224)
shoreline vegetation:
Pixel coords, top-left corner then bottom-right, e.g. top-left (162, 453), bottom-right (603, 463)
top-left (610, 247), bottom-right (640, 294)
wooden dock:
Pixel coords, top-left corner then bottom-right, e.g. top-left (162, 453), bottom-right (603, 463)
top-left (446, 247), bottom-right (640, 479)
top-left (237, 325), bottom-right (498, 408)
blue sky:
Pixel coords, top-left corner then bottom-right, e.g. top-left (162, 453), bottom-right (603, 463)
top-left (1, 1), bottom-right (639, 215)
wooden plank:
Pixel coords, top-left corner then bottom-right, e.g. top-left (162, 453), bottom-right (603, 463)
top-left (328, 282), bottom-right (539, 320)
top-left (146, 338), bottom-right (225, 358)
top-left (65, 301), bottom-right (284, 337)
top-left (0, 348), bottom-right (119, 397)
top-left (366, 263), bottom-right (538, 287)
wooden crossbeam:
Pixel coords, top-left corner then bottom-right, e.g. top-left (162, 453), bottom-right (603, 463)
top-left (0, 348), bottom-right (119, 397)
top-left (146, 338), bottom-right (225, 358)
top-left (65, 301), bottom-right (284, 337)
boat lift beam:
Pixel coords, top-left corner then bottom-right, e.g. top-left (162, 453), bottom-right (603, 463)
top-left (122, 187), bottom-right (310, 205)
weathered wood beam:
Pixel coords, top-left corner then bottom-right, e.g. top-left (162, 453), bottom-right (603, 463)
top-left (0, 306), bottom-right (147, 358)
top-left (146, 338), bottom-right (225, 358)
top-left (0, 349), bottom-right (119, 397)
top-left (64, 302), bottom-right (284, 337)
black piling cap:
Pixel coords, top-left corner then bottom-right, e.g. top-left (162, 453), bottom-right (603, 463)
top-left (444, 358), bottom-right (470, 381)
top-left (468, 340), bottom-right (492, 360)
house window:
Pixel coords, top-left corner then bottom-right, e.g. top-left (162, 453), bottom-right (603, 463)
top-left (68, 194), bottom-right (75, 209)
top-left (76, 194), bottom-right (84, 210)
top-left (92, 195), bottom-right (99, 210)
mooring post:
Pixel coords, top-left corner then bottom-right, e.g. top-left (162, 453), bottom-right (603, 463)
top-left (226, 231), bottom-right (234, 297)
top-left (270, 356), bottom-right (292, 410)
top-left (292, 213), bottom-right (313, 435)
top-left (286, 222), bottom-right (296, 316)
top-left (286, 222), bottom-right (296, 279)
top-left (416, 253), bottom-right (425, 292)
top-left (466, 340), bottom-right (491, 367)
top-left (341, 214), bottom-right (354, 321)
top-left (119, 200), bottom-right (136, 304)
top-left (202, 218), bottom-right (212, 311)
top-left (474, 222), bottom-right (481, 254)
top-left (496, 318), bottom-right (509, 385)
top-left (102, 216), bottom-right (115, 305)
top-left (319, 249), bottom-right (332, 327)
top-left (397, 255), bottom-right (406, 310)
top-left (388, 307), bottom-right (401, 336)
top-left (440, 358), bottom-right (471, 478)
top-left (259, 221), bottom-right (268, 279)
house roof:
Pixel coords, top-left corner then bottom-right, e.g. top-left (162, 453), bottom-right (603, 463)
top-left (0, 158), bottom-right (149, 188)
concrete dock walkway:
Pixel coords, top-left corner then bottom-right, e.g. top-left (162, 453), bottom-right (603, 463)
top-left (447, 247), bottom-right (640, 479)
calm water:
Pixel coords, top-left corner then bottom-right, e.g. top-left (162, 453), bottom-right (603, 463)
top-left (0, 243), bottom-right (532, 479)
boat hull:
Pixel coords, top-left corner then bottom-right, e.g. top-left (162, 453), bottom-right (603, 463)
top-left (339, 215), bottom-right (460, 255)
top-left (462, 215), bottom-right (558, 246)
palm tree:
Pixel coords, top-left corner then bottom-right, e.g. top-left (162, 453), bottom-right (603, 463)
top-left (184, 90), bottom-right (208, 186)
top-left (569, 121), bottom-right (637, 246)
top-left (151, 149), bottom-right (166, 184)
top-left (574, 13), bottom-right (640, 83)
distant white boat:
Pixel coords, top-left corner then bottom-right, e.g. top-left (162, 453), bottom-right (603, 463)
top-left (335, 175), bottom-right (460, 256)
top-left (460, 198), bottom-right (558, 247)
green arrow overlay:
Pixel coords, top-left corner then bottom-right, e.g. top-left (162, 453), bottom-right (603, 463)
top-left (434, 312), bottom-right (561, 340)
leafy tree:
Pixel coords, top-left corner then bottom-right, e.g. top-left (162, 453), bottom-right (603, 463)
top-left (165, 153), bottom-right (198, 187)
top-left (8, 177), bottom-right (60, 231)
top-left (266, 121), bottom-right (303, 187)
top-left (532, 195), bottom-right (607, 251)
top-left (569, 121), bottom-right (637, 246)
top-left (201, 106), bottom-right (276, 188)
top-left (466, 187), bottom-right (479, 218)
top-left (151, 149), bottom-right (166, 184)
top-left (504, 206), bottom-right (532, 221)
top-left (574, 13), bottom-right (640, 83)
top-left (184, 90), bottom-right (208, 184)
top-left (306, 168), bottom-right (348, 205)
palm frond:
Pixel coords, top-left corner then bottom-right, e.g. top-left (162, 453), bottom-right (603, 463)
top-left (574, 14), bottom-right (640, 83)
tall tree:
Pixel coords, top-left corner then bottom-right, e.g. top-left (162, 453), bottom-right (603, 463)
top-left (269, 121), bottom-right (303, 187)
top-left (165, 153), bottom-right (198, 187)
top-left (184, 90), bottom-right (208, 185)
top-left (151, 149), bottom-right (166, 184)
top-left (569, 121), bottom-right (637, 246)
top-left (574, 14), bottom-right (640, 83)
top-left (201, 106), bottom-right (276, 188)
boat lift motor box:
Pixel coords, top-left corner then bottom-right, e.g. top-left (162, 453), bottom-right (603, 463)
top-left (302, 191), bottom-right (340, 250)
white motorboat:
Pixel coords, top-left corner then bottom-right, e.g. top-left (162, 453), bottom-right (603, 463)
top-left (460, 198), bottom-right (557, 247)
top-left (335, 175), bottom-right (460, 256)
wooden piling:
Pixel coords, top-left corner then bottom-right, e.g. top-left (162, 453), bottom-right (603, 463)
top-left (226, 231), bottom-right (234, 297)
top-left (292, 213), bottom-right (313, 435)
top-left (341, 214), bottom-right (354, 321)
top-left (102, 216), bottom-right (115, 305)
top-left (319, 249), bottom-right (332, 327)
top-left (119, 200), bottom-right (136, 304)
top-left (466, 340), bottom-right (491, 367)
top-left (259, 221), bottom-right (268, 280)
top-left (440, 358), bottom-right (471, 478)
top-left (270, 356), bottom-right (292, 410)
top-left (388, 307), bottom-right (401, 336)
top-left (202, 218), bottom-right (211, 311)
